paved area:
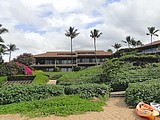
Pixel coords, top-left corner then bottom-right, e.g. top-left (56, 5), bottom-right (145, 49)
top-left (47, 80), bottom-right (57, 85)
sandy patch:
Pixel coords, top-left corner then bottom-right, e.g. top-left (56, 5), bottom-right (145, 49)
top-left (0, 98), bottom-right (160, 120)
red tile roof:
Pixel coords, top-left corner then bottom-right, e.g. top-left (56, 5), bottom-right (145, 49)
top-left (34, 50), bottom-right (112, 57)
top-left (141, 40), bottom-right (160, 47)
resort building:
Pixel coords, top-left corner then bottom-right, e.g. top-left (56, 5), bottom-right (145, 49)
top-left (32, 50), bottom-right (112, 72)
top-left (137, 40), bottom-right (160, 53)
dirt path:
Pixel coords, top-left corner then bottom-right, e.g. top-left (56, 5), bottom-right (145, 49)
top-left (0, 98), bottom-right (160, 120)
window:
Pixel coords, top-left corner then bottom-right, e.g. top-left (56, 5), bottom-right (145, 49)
top-left (45, 60), bottom-right (54, 64)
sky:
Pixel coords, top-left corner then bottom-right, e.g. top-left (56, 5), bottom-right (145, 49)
top-left (1, 0), bottom-right (160, 62)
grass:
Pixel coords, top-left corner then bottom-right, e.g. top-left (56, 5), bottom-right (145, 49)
top-left (0, 95), bottom-right (105, 118)
top-left (32, 70), bottom-right (49, 84)
top-left (44, 71), bottom-right (71, 76)
top-left (0, 76), bottom-right (7, 87)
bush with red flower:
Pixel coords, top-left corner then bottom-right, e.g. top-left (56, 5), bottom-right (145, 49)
top-left (0, 62), bottom-right (32, 76)
top-left (16, 62), bottom-right (32, 75)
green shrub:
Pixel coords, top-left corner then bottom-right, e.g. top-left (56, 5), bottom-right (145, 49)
top-left (119, 54), bottom-right (160, 63)
top-left (0, 95), bottom-right (105, 117)
top-left (49, 74), bottom-right (62, 80)
top-left (57, 66), bottom-right (103, 85)
top-left (125, 79), bottom-right (160, 107)
top-left (0, 84), bottom-right (64, 105)
top-left (102, 58), bottom-right (160, 91)
top-left (64, 84), bottom-right (110, 98)
top-left (0, 62), bottom-right (24, 76)
top-left (54, 67), bottom-right (60, 72)
top-left (32, 70), bottom-right (43, 75)
top-left (73, 66), bottom-right (81, 71)
top-left (7, 75), bottom-right (35, 81)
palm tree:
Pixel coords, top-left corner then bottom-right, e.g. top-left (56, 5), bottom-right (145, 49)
top-left (90, 29), bottom-right (102, 65)
top-left (65, 27), bottom-right (79, 71)
top-left (122, 36), bottom-right (133, 48)
top-left (7, 43), bottom-right (19, 62)
top-left (136, 40), bottom-right (143, 47)
top-left (130, 38), bottom-right (136, 48)
top-left (112, 43), bottom-right (122, 51)
top-left (0, 24), bottom-right (8, 42)
top-left (0, 24), bottom-right (8, 63)
top-left (0, 46), bottom-right (7, 63)
top-left (146, 27), bottom-right (159, 53)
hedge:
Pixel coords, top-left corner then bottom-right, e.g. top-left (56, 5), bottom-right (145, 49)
top-left (125, 79), bottom-right (160, 107)
top-left (0, 84), bottom-right (64, 105)
top-left (7, 75), bottom-right (35, 81)
top-left (64, 84), bottom-right (110, 98)
top-left (119, 54), bottom-right (160, 63)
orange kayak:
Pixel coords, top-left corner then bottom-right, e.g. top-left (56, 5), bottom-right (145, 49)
top-left (136, 101), bottom-right (159, 120)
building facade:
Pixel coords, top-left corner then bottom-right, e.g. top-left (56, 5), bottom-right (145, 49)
top-left (31, 50), bottom-right (112, 72)
top-left (137, 40), bottom-right (160, 53)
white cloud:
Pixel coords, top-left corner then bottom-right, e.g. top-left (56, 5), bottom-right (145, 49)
top-left (1, 0), bottom-right (160, 62)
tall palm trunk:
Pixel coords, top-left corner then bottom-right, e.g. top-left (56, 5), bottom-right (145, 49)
top-left (94, 38), bottom-right (97, 65)
top-left (71, 38), bottom-right (73, 71)
top-left (128, 43), bottom-right (130, 48)
top-left (151, 35), bottom-right (153, 53)
top-left (9, 51), bottom-right (11, 62)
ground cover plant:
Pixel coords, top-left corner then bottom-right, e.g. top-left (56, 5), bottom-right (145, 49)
top-left (0, 95), bottom-right (105, 118)
top-left (125, 79), bottom-right (160, 107)
top-left (57, 66), bottom-right (103, 85)
top-left (64, 84), bottom-right (110, 98)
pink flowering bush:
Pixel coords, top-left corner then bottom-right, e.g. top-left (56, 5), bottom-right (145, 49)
top-left (16, 62), bottom-right (32, 75)
top-left (0, 62), bottom-right (32, 76)
top-left (24, 66), bottom-right (32, 75)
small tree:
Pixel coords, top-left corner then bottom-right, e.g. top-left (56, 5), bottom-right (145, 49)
top-left (13, 53), bottom-right (35, 67)
top-left (107, 49), bottom-right (113, 53)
